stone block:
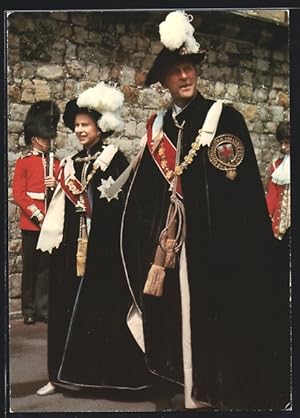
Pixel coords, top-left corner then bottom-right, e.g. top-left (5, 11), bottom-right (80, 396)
top-left (9, 273), bottom-right (22, 298)
top-left (125, 121), bottom-right (137, 137)
top-left (73, 26), bottom-right (89, 44)
top-left (71, 12), bottom-right (88, 26)
top-left (65, 60), bottom-right (86, 79)
top-left (272, 76), bottom-right (285, 89)
top-left (9, 298), bottom-right (21, 315)
top-left (120, 65), bottom-right (136, 86)
top-left (276, 91), bottom-right (289, 108)
top-left (8, 85), bottom-right (22, 102)
top-left (243, 104), bottom-right (257, 122)
top-left (36, 65), bottom-right (64, 80)
top-left (120, 35), bottom-right (137, 50)
top-left (9, 104), bottom-right (29, 121)
top-left (86, 64), bottom-right (101, 82)
top-left (254, 87), bottom-right (268, 103)
top-left (111, 64), bottom-right (121, 80)
top-left (225, 83), bottom-right (239, 99)
top-left (241, 69), bottom-right (253, 86)
top-left (13, 62), bottom-right (35, 79)
top-left (270, 106), bottom-right (285, 123)
top-left (121, 85), bottom-right (139, 105)
top-left (214, 81), bottom-right (225, 97)
top-left (8, 121), bottom-right (23, 134)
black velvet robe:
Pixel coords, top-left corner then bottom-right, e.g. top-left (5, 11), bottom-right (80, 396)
top-left (121, 92), bottom-right (290, 409)
top-left (56, 142), bottom-right (153, 389)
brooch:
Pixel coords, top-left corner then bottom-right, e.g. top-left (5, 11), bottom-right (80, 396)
top-left (207, 134), bottom-right (245, 180)
top-left (97, 176), bottom-right (122, 202)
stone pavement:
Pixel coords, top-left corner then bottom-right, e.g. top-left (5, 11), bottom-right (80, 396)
top-left (8, 318), bottom-right (183, 413)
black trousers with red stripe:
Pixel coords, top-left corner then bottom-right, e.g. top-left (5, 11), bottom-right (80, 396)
top-left (21, 230), bottom-right (50, 319)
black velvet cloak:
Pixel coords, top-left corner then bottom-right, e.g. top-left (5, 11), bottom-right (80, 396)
top-left (121, 92), bottom-right (290, 409)
top-left (56, 141), bottom-right (153, 389)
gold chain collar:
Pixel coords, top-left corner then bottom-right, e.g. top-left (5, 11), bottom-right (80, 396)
top-left (158, 128), bottom-right (203, 180)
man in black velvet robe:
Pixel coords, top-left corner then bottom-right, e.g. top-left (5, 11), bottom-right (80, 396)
top-left (121, 24), bottom-right (290, 410)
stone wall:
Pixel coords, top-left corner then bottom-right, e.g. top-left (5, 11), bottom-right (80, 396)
top-left (7, 10), bottom-right (289, 313)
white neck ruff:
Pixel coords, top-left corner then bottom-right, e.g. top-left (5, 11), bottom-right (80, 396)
top-left (271, 154), bottom-right (290, 185)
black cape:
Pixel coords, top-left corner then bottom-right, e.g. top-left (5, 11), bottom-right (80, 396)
top-left (56, 141), bottom-right (154, 389)
top-left (121, 92), bottom-right (290, 409)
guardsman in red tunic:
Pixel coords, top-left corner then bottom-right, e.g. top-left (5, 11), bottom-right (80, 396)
top-left (266, 121), bottom-right (291, 242)
top-left (12, 101), bottom-right (60, 325)
top-left (266, 122), bottom-right (290, 309)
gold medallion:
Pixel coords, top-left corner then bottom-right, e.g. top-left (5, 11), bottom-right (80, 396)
top-left (207, 134), bottom-right (245, 180)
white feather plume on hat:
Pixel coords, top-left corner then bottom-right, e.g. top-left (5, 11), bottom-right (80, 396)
top-left (76, 82), bottom-right (124, 132)
top-left (99, 111), bottom-right (123, 133)
top-left (159, 10), bottom-right (200, 54)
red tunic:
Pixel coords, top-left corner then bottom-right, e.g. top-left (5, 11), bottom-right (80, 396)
top-left (12, 150), bottom-right (60, 231)
top-left (266, 158), bottom-right (291, 239)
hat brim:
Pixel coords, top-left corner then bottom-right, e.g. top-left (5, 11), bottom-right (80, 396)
top-left (145, 47), bottom-right (206, 87)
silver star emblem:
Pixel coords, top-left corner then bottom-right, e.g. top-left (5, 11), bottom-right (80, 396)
top-left (97, 176), bottom-right (121, 202)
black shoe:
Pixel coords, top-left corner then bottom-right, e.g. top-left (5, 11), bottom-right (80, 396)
top-left (24, 316), bottom-right (35, 325)
top-left (35, 315), bottom-right (48, 323)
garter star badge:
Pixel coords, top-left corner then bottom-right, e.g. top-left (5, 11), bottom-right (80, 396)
top-left (208, 134), bottom-right (245, 180)
top-left (97, 176), bottom-right (121, 202)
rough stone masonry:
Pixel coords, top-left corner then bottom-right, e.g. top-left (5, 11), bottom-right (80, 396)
top-left (7, 10), bottom-right (289, 313)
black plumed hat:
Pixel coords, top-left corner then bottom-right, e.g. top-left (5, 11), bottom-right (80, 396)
top-left (145, 46), bottom-right (206, 87)
top-left (24, 100), bottom-right (60, 145)
top-left (62, 99), bottom-right (102, 132)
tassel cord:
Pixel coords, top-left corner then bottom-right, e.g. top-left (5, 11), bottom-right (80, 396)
top-left (159, 118), bottom-right (187, 253)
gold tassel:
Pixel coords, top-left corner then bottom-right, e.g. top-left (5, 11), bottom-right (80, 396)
top-left (76, 237), bottom-right (88, 277)
top-left (76, 215), bottom-right (88, 277)
top-left (164, 238), bottom-right (177, 268)
top-left (143, 243), bottom-right (166, 297)
top-left (143, 203), bottom-right (179, 297)
top-left (143, 264), bottom-right (166, 297)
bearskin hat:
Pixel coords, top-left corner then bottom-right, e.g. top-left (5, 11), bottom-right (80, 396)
top-left (24, 100), bottom-right (60, 145)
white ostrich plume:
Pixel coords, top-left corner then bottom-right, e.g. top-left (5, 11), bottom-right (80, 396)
top-left (159, 10), bottom-right (200, 54)
top-left (98, 111), bottom-right (124, 133)
top-left (77, 82), bottom-right (124, 112)
top-left (76, 82), bottom-right (124, 132)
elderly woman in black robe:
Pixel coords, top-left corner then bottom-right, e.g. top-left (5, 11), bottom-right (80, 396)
top-left (36, 82), bottom-right (153, 395)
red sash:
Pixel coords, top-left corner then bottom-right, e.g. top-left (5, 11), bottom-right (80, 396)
top-left (60, 165), bottom-right (91, 217)
top-left (147, 114), bottom-right (183, 197)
